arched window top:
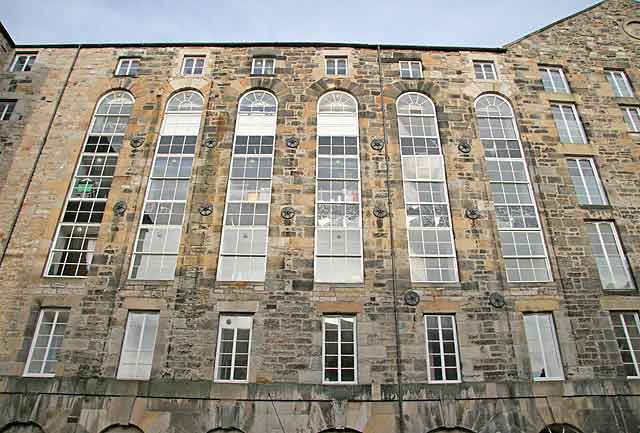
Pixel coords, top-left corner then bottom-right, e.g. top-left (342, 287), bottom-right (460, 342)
top-left (475, 94), bottom-right (514, 118)
top-left (540, 425), bottom-right (582, 433)
top-left (166, 90), bottom-right (204, 112)
top-left (397, 92), bottom-right (435, 116)
top-left (95, 91), bottom-right (134, 115)
top-left (238, 90), bottom-right (277, 113)
top-left (318, 91), bottom-right (357, 114)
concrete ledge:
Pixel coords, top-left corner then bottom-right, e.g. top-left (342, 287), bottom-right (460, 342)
top-left (216, 301), bottom-right (259, 313)
top-left (515, 297), bottom-right (561, 312)
top-left (417, 300), bottom-right (462, 314)
top-left (317, 302), bottom-right (363, 314)
top-left (557, 143), bottom-right (597, 156)
top-left (600, 296), bottom-right (640, 311)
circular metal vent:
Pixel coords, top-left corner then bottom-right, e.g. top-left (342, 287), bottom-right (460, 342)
top-left (199, 203), bottom-right (214, 216)
top-left (281, 207), bottom-right (295, 220)
top-left (465, 209), bottom-right (481, 220)
top-left (489, 292), bottom-right (505, 308)
top-left (370, 138), bottom-right (385, 151)
top-left (286, 137), bottom-right (299, 148)
top-left (404, 290), bottom-right (420, 306)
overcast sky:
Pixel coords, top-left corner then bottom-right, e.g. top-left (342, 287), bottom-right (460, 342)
top-left (3, 0), bottom-right (599, 47)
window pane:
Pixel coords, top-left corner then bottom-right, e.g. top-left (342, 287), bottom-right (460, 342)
top-left (24, 309), bottom-right (68, 376)
top-left (131, 92), bottom-right (201, 280)
top-left (218, 91), bottom-right (275, 282)
top-left (523, 314), bottom-right (563, 380)
top-left (424, 315), bottom-right (460, 382)
top-left (215, 315), bottom-right (253, 382)
top-left (586, 222), bottom-right (635, 290)
top-left (117, 312), bottom-right (159, 380)
top-left (476, 94), bottom-right (551, 282)
top-left (47, 91), bottom-right (133, 277)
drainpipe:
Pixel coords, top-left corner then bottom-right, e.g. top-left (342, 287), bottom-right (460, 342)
top-left (377, 44), bottom-right (406, 433)
top-left (0, 44), bottom-right (81, 267)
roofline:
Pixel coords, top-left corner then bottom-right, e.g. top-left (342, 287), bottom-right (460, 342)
top-left (13, 40), bottom-right (505, 52)
top-left (0, 22), bottom-right (15, 48)
top-left (504, 0), bottom-right (604, 47)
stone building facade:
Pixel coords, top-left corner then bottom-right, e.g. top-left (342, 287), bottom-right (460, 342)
top-left (0, 1), bottom-right (639, 432)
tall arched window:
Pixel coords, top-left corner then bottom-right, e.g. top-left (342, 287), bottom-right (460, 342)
top-left (396, 93), bottom-right (457, 282)
top-left (46, 91), bottom-right (134, 277)
top-left (315, 91), bottom-right (363, 283)
top-left (130, 90), bottom-right (204, 280)
top-left (217, 90), bottom-right (277, 281)
top-left (475, 94), bottom-right (551, 282)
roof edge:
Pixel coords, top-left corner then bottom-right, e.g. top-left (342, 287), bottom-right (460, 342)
top-left (504, 0), bottom-right (605, 47)
top-left (0, 22), bottom-right (15, 48)
top-left (13, 40), bottom-right (505, 52)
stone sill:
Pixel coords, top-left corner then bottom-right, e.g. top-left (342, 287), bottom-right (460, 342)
top-left (557, 142), bottom-right (597, 156)
top-left (580, 204), bottom-right (612, 211)
top-left (1, 376), bottom-right (639, 401)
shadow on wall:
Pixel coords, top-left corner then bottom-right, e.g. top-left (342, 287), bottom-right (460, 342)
top-left (0, 422), bottom-right (45, 433)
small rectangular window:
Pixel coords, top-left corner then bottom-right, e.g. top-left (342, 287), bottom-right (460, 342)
top-left (326, 57), bottom-right (347, 76)
top-left (473, 61), bottom-right (497, 80)
top-left (323, 316), bottom-right (357, 384)
top-left (611, 311), bottom-right (640, 378)
top-left (215, 315), bottom-right (253, 382)
top-left (567, 158), bottom-right (607, 205)
top-left (181, 56), bottom-right (205, 75)
top-left (251, 57), bottom-right (275, 75)
top-left (0, 100), bottom-right (16, 120)
top-left (551, 103), bottom-right (587, 144)
top-left (424, 314), bottom-right (461, 383)
top-left (116, 58), bottom-right (140, 76)
top-left (539, 66), bottom-right (570, 93)
top-left (606, 70), bottom-right (634, 97)
top-left (399, 61), bottom-right (422, 79)
top-left (10, 53), bottom-right (37, 72)
top-left (523, 313), bottom-right (564, 381)
top-left (623, 107), bottom-right (640, 132)
top-left (586, 221), bottom-right (635, 291)
top-left (117, 311), bottom-right (159, 380)
top-left (24, 308), bottom-right (69, 377)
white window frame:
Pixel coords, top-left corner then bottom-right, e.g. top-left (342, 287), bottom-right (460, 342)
top-left (10, 53), bottom-right (37, 72)
top-left (586, 221), bottom-right (635, 291)
top-left (475, 94), bottom-right (552, 283)
top-left (23, 308), bottom-right (69, 377)
top-left (523, 313), bottom-right (565, 381)
top-left (217, 90), bottom-right (277, 282)
top-left (551, 103), bottom-right (587, 144)
top-left (116, 58), bottom-right (140, 76)
top-left (181, 56), bottom-right (205, 75)
top-left (539, 66), bottom-right (570, 93)
top-left (0, 100), bottom-right (16, 120)
top-left (396, 93), bottom-right (458, 282)
top-left (251, 57), bottom-right (275, 75)
top-left (623, 106), bottom-right (640, 132)
top-left (612, 311), bottom-right (640, 378)
top-left (326, 57), bottom-right (348, 76)
top-left (129, 91), bottom-right (203, 280)
top-left (399, 61), bottom-right (422, 79)
top-left (45, 91), bottom-right (134, 278)
top-left (606, 70), bottom-right (634, 97)
top-left (424, 314), bottom-right (461, 384)
top-left (314, 91), bottom-right (363, 283)
top-left (567, 158), bottom-right (608, 205)
top-left (473, 61), bottom-right (497, 80)
top-left (214, 315), bottom-right (253, 383)
top-left (117, 311), bottom-right (159, 380)
top-left (322, 316), bottom-right (357, 384)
